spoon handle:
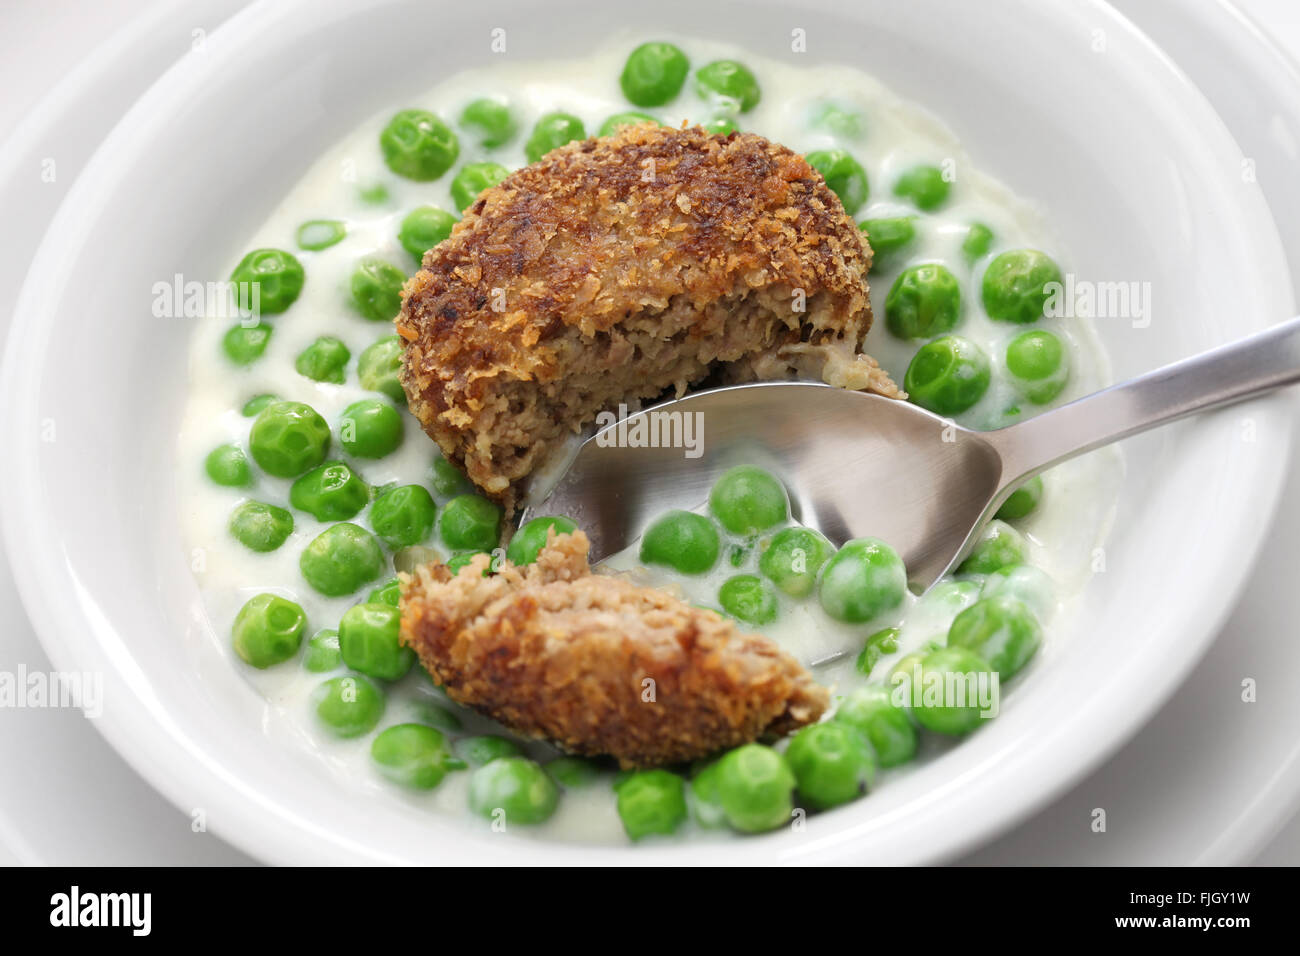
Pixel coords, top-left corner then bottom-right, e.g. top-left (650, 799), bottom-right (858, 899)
top-left (986, 314), bottom-right (1300, 483)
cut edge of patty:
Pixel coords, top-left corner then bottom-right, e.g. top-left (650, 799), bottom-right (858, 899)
top-left (398, 529), bottom-right (830, 767)
top-left (410, 283), bottom-right (898, 507)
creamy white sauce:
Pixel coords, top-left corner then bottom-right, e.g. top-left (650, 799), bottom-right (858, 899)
top-left (176, 33), bottom-right (1123, 844)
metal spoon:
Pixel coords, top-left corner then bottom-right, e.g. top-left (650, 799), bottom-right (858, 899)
top-left (521, 315), bottom-right (1300, 589)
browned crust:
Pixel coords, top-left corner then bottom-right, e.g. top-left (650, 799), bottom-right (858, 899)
top-left (396, 123), bottom-right (898, 508)
top-left (398, 529), bottom-right (828, 768)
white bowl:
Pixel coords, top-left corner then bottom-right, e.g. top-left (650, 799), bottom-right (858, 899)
top-left (2, 0), bottom-right (1293, 864)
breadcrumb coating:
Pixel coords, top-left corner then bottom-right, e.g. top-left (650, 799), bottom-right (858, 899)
top-left (397, 123), bottom-right (899, 510)
top-left (399, 530), bottom-right (828, 767)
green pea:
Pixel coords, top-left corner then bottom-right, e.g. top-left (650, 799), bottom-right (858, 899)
top-left (370, 484), bottom-right (437, 549)
top-left (957, 519), bottom-right (1027, 575)
top-left (833, 683), bottom-right (918, 767)
top-left (248, 401), bottom-right (330, 478)
top-left (349, 257), bottom-right (406, 322)
top-left (418, 703), bottom-right (463, 733)
top-left (908, 646), bottom-right (997, 735)
top-left (947, 595), bottom-right (1042, 680)
top-left (221, 323), bottom-right (272, 365)
top-left (228, 500), bottom-right (294, 553)
top-left (379, 109), bottom-right (458, 181)
top-left (918, 579), bottom-right (982, 622)
top-left (715, 744), bottom-right (795, 833)
top-left (289, 461), bottom-right (369, 522)
top-left (468, 756), bottom-right (559, 824)
top-left (885, 263), bottom-right (962, 340)
top-left (1006, 329), bottom-right (1069, 404)
top-left (446, 551), bottom-right (490, 576)
top-left (639, 510), bottom-right (720, 575)
top-left (458, 97), bottom-right (517, 148)
top-left (962, 222), bottom-right (994, 261)
top-left (353, 337), bottom-right (404, 405)
top-left (688, 761), bottom-right (727, 828)
top-left (887, 642), bottom-right (942, 705)
top-left (995, 475), bottom-right (1044, 520)
top-left (508, 515), bottom-right (577, 565)
top-left (708, 465), bottom-right (788, 534)
top-left (805, 149), bottom-right (869, 215)
top-left (450, 161), bottom-right (509, 212)
top-left (758, 526), bottom-right (833, 598)
top-left (367, 578), bottom-right (401, 607)
top-left (810, 101), bottom-right (865, 139)
top-left (339, 602), bottom-right (413, 681)
top-left (359, 182), bottom-right (390, 205)
top-left (695, 60), bottom-right (760, 112)
top-left (619, 42), bottom-right (689, 107)
top-left (312, 675), bottom-right (385, 738)
top-left (546, 756), bottom-right (601, 788)
top-left (860, 217), bottom-right (917, 267)
top-left (818, 537), bottom-right (906, 623)
top-left (617, 770), bottom-right (687, 841)
top-left (398, 205), bottom-right (457, 265)
top-left (701, 116), bottom-right (739, 136)
top-left (982, 249), bottom-right (1063, 324)
top-left (431, 456), bottom-right (474, 497)
top-left (294, 335), bottom-right (350, 384)
top-left (204, 443), bottom-right (251, 487)
top-left (980, 564), bottom-right (1055, 621)
top-left (892, 164), bottom-right (951, 211)
top-left (786, 721), bottom-right (875, 810)
top-left (302, 628), bottom-right (342, 672)
top-left (524, 112), bottom-right (586, 164)
top-left (854, 625), bottom-right (900, 677)
top-left (456, 735), bottom-right (523, 767)
top-left (903, 334), bottom-right (991, 416)
top-left (299, 522), bottom-right (385, 597)
top-left (718, 574), bottom-right (779, 625)
top-left (229, 248), bottom-right (304, 315)
top-left (599, 111), bottom-right (659, 137)
top-left (339, 398), bottom-right (403, 459)
top-left (231, 593), bottom-right (305, 668)
top-left (240, 393), bottom-right (278, 417)
top-left (439, 494), bottom-right (502, 551)
top-left (371, 723), bottom-right (455, 789)
top-left (295, 219), bottom-right (346, 251)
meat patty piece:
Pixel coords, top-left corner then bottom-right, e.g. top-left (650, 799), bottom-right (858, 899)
top-left (399, 529), bottom-right (828, 768)
top-left (397, 123), bottom-right (901, 511)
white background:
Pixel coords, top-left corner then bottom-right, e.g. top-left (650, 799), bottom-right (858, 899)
top-left (1, 0), bottom-right (1299, 865)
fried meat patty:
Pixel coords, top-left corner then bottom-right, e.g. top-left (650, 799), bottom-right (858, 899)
top-left (397, 123), bottom-right (900, 511)
top-left (398, 530), bottom-right (828, 767)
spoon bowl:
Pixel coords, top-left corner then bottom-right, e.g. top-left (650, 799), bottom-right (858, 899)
top-left (522, 382), bottom-right (1007, 587)
top-left (523, 314), bottom-right (1300, 587)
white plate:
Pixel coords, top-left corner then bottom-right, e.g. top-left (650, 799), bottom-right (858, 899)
top-left (0, 0), bottom-right (1295, 864)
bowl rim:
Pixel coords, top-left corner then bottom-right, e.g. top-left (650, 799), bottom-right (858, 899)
top-left (2, 0), bottom-right (1294, 865)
